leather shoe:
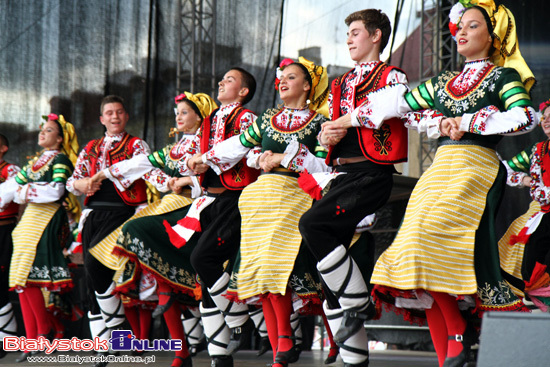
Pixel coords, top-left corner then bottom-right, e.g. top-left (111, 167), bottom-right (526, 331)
top-left (334, 302), bottom-right (376, 343)
top-left (256, 336), bottom-right (271, 357)
top-left (226, 319), bottom-right (253, 354)
top-left (324, 346), bottom-right (339, 364)
top-left (274, 336), bottom-right (299, 364)
top-left (442, 323), bottom-right (477, 367)
top-left (211, 355), bottom-right (233, 367)
top-left (287, 343), bottom-right (302, 363)
top-left (152, 292), bottom-right (176, 318)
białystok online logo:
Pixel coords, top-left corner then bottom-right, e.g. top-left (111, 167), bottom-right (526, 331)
top-left (3, 330), bottom-right (182, 353)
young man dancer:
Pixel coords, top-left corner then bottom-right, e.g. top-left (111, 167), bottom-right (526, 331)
top-left (168, 67), bottom-right (259, 367)
top-left (67, 95), bottom-right (150, 367)
top-left (297, 9), bottom-right (408, 367)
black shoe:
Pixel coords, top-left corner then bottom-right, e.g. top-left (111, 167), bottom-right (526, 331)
top-left (343, 358), bottom-right (369, 367)
top-left (211, 355), bottom-right (233, 367)
top-left (0, 341), bottom-right (6, 359)
top-left (287, 343), bottom-right (302, 363)
top-left (256, 336), bottom-right (271, 357)
top-left (442, 323), bottom-right (477, 367)
top-left (171, 355), bottom-right (192, 367)
top-left (152, 292), bottom-right (176, 318)
top-left (334, 302), bottom-right (376, 343)
top-left (324, 346), bottom-right (339, 364)
top-left (274, 336), bottom-right (299, 364)
top-left (15, 352), bottom-right (31, 363)
top-left (190, 335), bottom-right (207, 357)
top-left (226, 319), bottom-right (253, 355)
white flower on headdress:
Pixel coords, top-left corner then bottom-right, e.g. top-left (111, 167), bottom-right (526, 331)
top-left (449, 0), bottom-right (472, 40)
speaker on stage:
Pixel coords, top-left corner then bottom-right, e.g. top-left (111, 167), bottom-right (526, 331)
top-left (477, 311), bottom-right (550, 367)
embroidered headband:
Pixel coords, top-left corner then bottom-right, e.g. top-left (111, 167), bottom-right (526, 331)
top-left (448, 0), bottom-right (535, 92)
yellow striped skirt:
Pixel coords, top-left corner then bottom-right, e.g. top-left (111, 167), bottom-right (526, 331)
top-left (90, 193), bottom-right (193, 271)
top-left (371, 145), bottom-right (500, 295)
top-left (10, 203), bottom-right (60, 288)
top-left (498, 200), bottom-right (541, 297)
top-left (236, 173), bottom-right (312, 299)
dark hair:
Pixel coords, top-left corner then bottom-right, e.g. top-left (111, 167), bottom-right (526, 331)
top-left (0, 133), bottom-right (9, 149)
top-left (51, 120), bottom-right (64, 140)
top-left (180, 99), bottom-right (203, 120)
top-left (230, 67), bottom-right (256, 105)
top-left (100, 95), bottom-right (127, 115)
top-left (289, 62), bottom-right (313, 89)
top-left (345, 9), bottom-right (392, 53)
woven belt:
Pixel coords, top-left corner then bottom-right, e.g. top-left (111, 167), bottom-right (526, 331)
top-left (332, 156), bottom-right (368, 166)
top-left (438, 138), bottom-right (497, 150)
top-left (261, 167), bottom-right (299, 178)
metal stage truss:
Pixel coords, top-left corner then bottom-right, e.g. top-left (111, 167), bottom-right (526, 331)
top-left (176, 0), bottom-right (217, 97)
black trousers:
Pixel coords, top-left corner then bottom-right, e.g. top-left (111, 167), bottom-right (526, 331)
top-left (82, 207), bottom-right (135, 314)
top-left (0, 222), bottom-right (16, 307)
top-left (522, 212), bottom-right (550, 281)
top-left (299, 166), bottom-right (393, 261)
top-left (190, 190), bottom-right (242, 288)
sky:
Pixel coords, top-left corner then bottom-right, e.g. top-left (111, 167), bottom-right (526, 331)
top-left (280, 0), bottom-right (421, 68)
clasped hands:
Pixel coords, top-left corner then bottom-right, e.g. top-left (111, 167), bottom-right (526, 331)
top-left (259, 151), bottom-right (284, 172)
top-left (440, 116), bottom-right (464, 141)
top-left (320, 114), bottom-right (352, 146)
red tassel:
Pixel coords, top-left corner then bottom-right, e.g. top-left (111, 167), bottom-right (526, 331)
top-left (298, 171), bottom-right (323, 200)
top-left (509, 226), bottom-right (530, 245)
top-left (525, 262), bottom-right (548, 289)
top-left (177, 216), bottom-right (201, 232)
top-left (163, 220), bottom-right (187, 249)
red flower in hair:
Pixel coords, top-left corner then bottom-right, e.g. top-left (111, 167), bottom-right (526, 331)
top-left (539, 100), bottom-right (550, 113)
top-left (48, 113), bottom-right (59, 121)
top-left (174, 93), bottom-right (186, 104)
top-left (275, 58), bottom-right (296, 91)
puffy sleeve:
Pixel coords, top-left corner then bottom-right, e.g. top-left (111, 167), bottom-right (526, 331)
top-left (458, 68), bottom-right (537, 136)
top-left (503, 143), bottom-right (536, 187)
top-left (530, 144), bottom-right (550, 207)
top-left (204, 117), bottom-right (262, 175)
top-left (15, 154), bottom-right (72, 204)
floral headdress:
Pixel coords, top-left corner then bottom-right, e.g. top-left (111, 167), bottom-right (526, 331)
top-left (41, 113), bottom-right (79, 166)
top-left (274, 57), bottom-right (329, 117)
top-left (539, 99), bottom-right (550, 114)
top-left (448, 0), bottom-right (535, 93)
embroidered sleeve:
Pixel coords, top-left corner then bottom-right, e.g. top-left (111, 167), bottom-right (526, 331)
top-left (350, 82), bottom-right (411, 129)
top-left (6, 164), bottom-right (20, 179)
top-left (246, 146), bottom-right (263, 169)
top-left (104, 154), bottom-right (170, 192)
top-left (529, 149), bottom-right (550, 206)
top-left (15, 156), bottom-right (71, 204)
top-left (239, 111), bottom-right (258, 132)
top-left (177, 132), bottom-right (201, 176)
top-left (403, 109), bottom-right (445, 139)
top-left (459, 69), bottom-right (537, 136)
top-left (503, 143), bottom-right (536, 187)
top-left (281, 140), bottom-right (331, 173)
top-left (0, 177), bottom-right (17, 208)
top-left (204, 135), bottom-right (251, 175)
top-left (204, 117), bottom-right (262, 174)
top-left (66, 147), bottom-right (92, 195)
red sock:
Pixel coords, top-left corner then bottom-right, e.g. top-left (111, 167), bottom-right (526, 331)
top-left (321, 311), bottom-right (338, 356)
top-left (269, 292), bottom-right (293, 353)
top-left (163, 302), bottom-right (189, 362)
top-left (430, 291), bottom-right (466, 358)
top-left (157, 282), bottom-right (173, 307)
top-left (124, 304), bottom-right (141, 337)
top-left (139, 308), bottom-right (152, 340)
top-left (19, 291), bottom-right (38, 340)
top-left (262, 297), bottom-right (278, 360)
top-left (425, 300), bottom-right (448, 367)
top-left (24, 287), bottom-right (51, 336)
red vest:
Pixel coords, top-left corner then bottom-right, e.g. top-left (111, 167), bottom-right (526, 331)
top-left (84, 133), bottom-right (147, 205)
top-left (200, 107), bottom-right (260, 190)
top-left (0, 161), bottom-right (19, 219)
top-left (328, 62), bottom-right (408, 165)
